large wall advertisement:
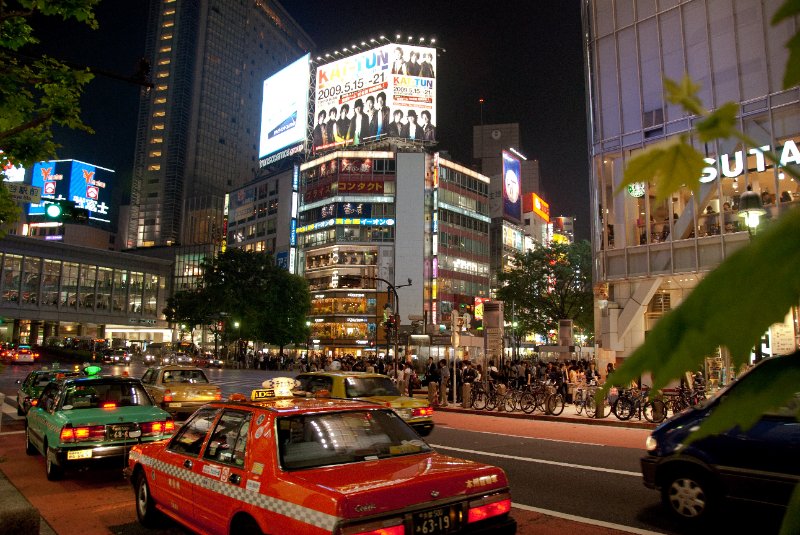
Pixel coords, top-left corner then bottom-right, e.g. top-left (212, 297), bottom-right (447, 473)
top-left (502, 150), bottom-right (522, 222)
top-left (29, 160), bottom-right (113, 222)
top-left (313, 43), bottom-right (436, 152)
top-left (258, 54), bottom-right (311, 167)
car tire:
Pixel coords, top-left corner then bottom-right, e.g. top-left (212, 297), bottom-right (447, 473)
top-left (230, 514), bottom-right (263, 535)
top-left (25, 426), bottom-right (37, 455)
top-left (45, 442), bottom-right (63, 480)
top-left (135, 470), bottom-right (161, 527)
top-left (662, 469), bottom-right (715, 523)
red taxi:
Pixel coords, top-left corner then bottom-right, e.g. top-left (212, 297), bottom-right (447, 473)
top-left (127, 379), bottom-right (516, 535)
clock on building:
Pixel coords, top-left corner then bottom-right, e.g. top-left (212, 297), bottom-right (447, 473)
top-left (490, 129), bottom-right (502, 140)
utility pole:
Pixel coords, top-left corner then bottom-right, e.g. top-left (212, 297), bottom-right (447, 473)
top-left (366, 276), bottom-right (412, 379)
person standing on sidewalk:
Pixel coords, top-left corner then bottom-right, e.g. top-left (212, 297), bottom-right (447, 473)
top-left (427, 357), bottom-right (439, 406)
top-left (439, 359), bottom-right (450, 407)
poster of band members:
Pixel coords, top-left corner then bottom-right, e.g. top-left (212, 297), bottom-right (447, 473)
top-left (314, 43), bottom-right (436, 152)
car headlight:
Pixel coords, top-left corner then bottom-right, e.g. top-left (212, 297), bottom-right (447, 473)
top-left (645, 435), bottom-right (658, 452)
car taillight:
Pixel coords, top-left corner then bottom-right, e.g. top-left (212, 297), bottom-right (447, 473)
top-left (141, 421), bottom-right (174, 436)
top-left (61, 425), bottom-right (104, 442)
top-left (412, 407), bottom-right (434, 418)
top-left (163, 390), bottom-right (172, 402)
top-left (338, 521), bottom-right (404, 535)
top-left (102, 402), bottom-right (117, 409)
top-left (31, 399), bottom-right (38, 406)
top-left (214, 390), bottom-right (222, 400)
top-left (467, 497), bottom-right (511, 523)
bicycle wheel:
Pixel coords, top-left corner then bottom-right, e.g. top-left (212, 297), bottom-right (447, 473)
top-left (585, 394), bottom-right (596, 417)
top-left (615, 397), bottom-right (634, 420)
top-left (574, 395), bottom-right (584, 415)
top-left (472, 389), bottom-right (487, 410)
top-left (485, 392), bottom-right (498, 411)
top-left (501, 393), bottom-right (516, 412)
top-left (546, 393), bottom-right (565, 416)
top-left (534, 390), bottom-right (548, 412)
top-left (644, 399), bottom-right (667, 423)
top-left (520, 392), bottom-right (536, 414)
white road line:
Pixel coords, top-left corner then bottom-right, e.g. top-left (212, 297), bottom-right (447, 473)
top-left (454, 428), bottom-right (606, 447)
top-left (512, 502), bottom-right (665, 535)
top-left (430, 444), bottom-right (641, 477)
top-left (2, 402), bottom-right (23, 420)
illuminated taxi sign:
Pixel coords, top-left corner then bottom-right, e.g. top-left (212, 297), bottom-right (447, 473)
top-left (83, 365), bottom-right (102, 377)
top-left (251, 388), bottom-right (276, 401)
top-left (251, 377), bottom-right (302, 400)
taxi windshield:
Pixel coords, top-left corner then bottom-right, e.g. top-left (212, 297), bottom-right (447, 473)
top-left (35, 372), bottom-right (79, 387)
top-left (62, 381), bottom-right (153, 409)
top-left (344, 376), bottom-right (401, 398)
top-left (278, 409), bottom-right (431, 470)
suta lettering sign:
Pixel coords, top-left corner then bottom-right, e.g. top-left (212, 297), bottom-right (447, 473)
top-left (700, 140), bottom-right (800, 183)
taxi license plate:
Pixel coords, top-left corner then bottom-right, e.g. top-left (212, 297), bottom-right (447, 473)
top-left (413, 506), bottom-right (460, 534)
top-left (169, 402), bottom-right (182, 408)
top-left (67, 449), bottom-right (92, 460)
top-left (109, 425), bottom-right (134, 440)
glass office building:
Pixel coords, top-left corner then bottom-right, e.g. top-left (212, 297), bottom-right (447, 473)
top-left (584, 0), bottom-right (799, 382)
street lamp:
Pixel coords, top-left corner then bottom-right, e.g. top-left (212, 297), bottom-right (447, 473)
top-left (738, 185), bottom-right (766, 234)
top-left (306, 320), bottom-right (312, 359)
top-left (234, 321), bottom-right (240, 367)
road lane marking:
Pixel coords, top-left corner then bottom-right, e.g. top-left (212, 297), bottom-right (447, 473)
top-left (512, 502), bottom-right (666, 535)
top-left (455, 428), bottom-right (606, 446)
top-left (430, 444), bottom-right (641, 477)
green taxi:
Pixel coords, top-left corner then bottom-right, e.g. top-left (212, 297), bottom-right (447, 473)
top-left (15, 366), bottom-right (82, 416)
top-left (25, 370), bottom-right (175, 480)
top-left (295, 371), bottom-right (434, 436)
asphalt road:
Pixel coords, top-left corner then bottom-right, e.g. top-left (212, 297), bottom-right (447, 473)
top-left (0, 360), bottom-right (788, 535)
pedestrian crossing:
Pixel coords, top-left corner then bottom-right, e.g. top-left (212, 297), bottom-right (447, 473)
top-left (2, 398), bottom-right (23, 420)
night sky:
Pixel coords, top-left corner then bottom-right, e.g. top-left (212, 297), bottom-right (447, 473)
top-left (34, 0), bottom-right (589, 239)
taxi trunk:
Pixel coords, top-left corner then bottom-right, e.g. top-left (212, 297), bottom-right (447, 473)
top-left (166, 384), bottom-right (220, 402)
top-left (286, 453), bottom-right (509, 520)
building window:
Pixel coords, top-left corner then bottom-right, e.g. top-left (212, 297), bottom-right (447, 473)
top-left (154, 97), bottom-right (166, 104)
top-left (160, 34), bottom-right (173, 40)
top-left (148, 165), bottom-right (161, 171)
top-left (157, 58), bottom-right (171, 65)
top-left (159, 46), bottom-right (172, 53)
top-left (156, 84), bottom-right (168, 91)
top-left (153, 111), bottom-right (166, 117)
top-left (152, 124), bottom-right (165, 130)
top-left (150, 151), bottom-right (162, 157)
top-left (157, 71), bottom-right (169, 79)
top-left (150, 137), bottom-right (163, 144)
top-left (162, 21), bottom-right (174, 28)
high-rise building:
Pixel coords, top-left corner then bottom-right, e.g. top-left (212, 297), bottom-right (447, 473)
top-left (585, 0), bottom-right (800, 378)
top-left (473, 123), bottom-right (541, 197)
top-left (127, 0), bottom-right (312, 250)
top-left (297, 149), bottom-right (490, 358)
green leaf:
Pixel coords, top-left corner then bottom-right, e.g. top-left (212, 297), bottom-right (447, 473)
top-left (686, 354), bottom-right (800, 443)
top-left (664, 76), bottom-right (704, 116)
top-left (695, 102), bottom-right (739, 142)
top-left (603, 206), bottom-right (800, 395)
top-left (784, 31), bottom-right (800, 89)
top-left (771, 0), bottom-right (800, 25)
top-left (619, 136), bottom-right (706, 203)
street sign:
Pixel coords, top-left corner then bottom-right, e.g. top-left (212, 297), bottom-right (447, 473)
top-left (6, 184), bottom-right (41, 203)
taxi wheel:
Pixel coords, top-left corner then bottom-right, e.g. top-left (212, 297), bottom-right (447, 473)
top-left (44, 443), bottom-right (63, 480)
top-left (135, 471), bottom-right (161, 527)
top-left (25, 426), bottom-right (37, 456)
top-left (661, 469), bottom-right (716, 524)
top-left (230, 514), bottom-right (263, 535)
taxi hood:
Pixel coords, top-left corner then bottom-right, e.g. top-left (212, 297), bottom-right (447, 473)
top-left (285, 453), bottom-right (508, 517)
top-left (357, 395), bottom-right (427, 409)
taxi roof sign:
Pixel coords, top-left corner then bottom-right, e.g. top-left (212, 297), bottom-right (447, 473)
top-left (251, 388), bottom-right (276, 401)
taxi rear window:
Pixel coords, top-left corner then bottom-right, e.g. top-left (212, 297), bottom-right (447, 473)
top-left (344, 376), bottom-right (400, 398)
top-left (162, 369), bottom-right (209, 384)
top-left (277, 409), bottom-right (430, 470)
top-left (62, 381), bottom-right (153, 409)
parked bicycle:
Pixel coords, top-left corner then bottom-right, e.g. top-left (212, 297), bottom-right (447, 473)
top-left (613, 386), bottom-right (667, 423)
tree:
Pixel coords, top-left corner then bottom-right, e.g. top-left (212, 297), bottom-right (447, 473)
top-left (609, 3), bottom-right (800, 533)
top-left (163, 289), bottom-right (211, 337)
top-left (251, 268), bottom-right (311, 356)
top-left (0, 1), bottom-right (100, 230)
top-left (496, 241), bottom-right (593, 344)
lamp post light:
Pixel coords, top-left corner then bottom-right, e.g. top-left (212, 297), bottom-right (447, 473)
top-left (306, 320), bottom-right (312, 360)
top-left (738, 185), bottom-right (767, 235)
top-left (234, 321), bottom-right (241, 367)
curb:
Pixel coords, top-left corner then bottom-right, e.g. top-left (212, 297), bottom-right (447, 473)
top-left (0, 470), bottom-right (40, 535)
top-left (431, 405), bottom-right (658, 430)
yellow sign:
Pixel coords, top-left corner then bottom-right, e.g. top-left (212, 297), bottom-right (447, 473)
top-left (251, 389), bottom-right (275, 401)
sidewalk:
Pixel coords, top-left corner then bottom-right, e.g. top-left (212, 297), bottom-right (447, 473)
top-left (0, 471), bottom-right (56, 535)
top-left (411, 390), bottom-right (658, 431)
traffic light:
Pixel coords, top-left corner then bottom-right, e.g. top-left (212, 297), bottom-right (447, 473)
top-left (44, 200), bottom-right (65, 219)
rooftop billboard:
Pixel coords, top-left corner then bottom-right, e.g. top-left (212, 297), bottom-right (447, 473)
top-left (258, 53), bottom-right (311, 167)
top-left (28, 160), bottom-right (113, 223)
top-left (313, 43), bottom-right (437, 152)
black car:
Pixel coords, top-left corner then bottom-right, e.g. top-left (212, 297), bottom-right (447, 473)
top-left (641, 355), bottom-right (800, 524)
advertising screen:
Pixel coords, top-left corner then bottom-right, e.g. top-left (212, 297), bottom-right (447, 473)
top-left (258, 54), bottom-right (311, 166)
top-left (502, 150), bottom-right (521, 222)
top-left (314, 43), bottom-right (436, 152)
top-left (29, 160), bottom-right (113, 222)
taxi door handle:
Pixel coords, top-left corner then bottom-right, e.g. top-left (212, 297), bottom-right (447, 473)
top-left (184, 459), bottom-right (193, 469)
top-left (229, 474), bottom-right (241, 485)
